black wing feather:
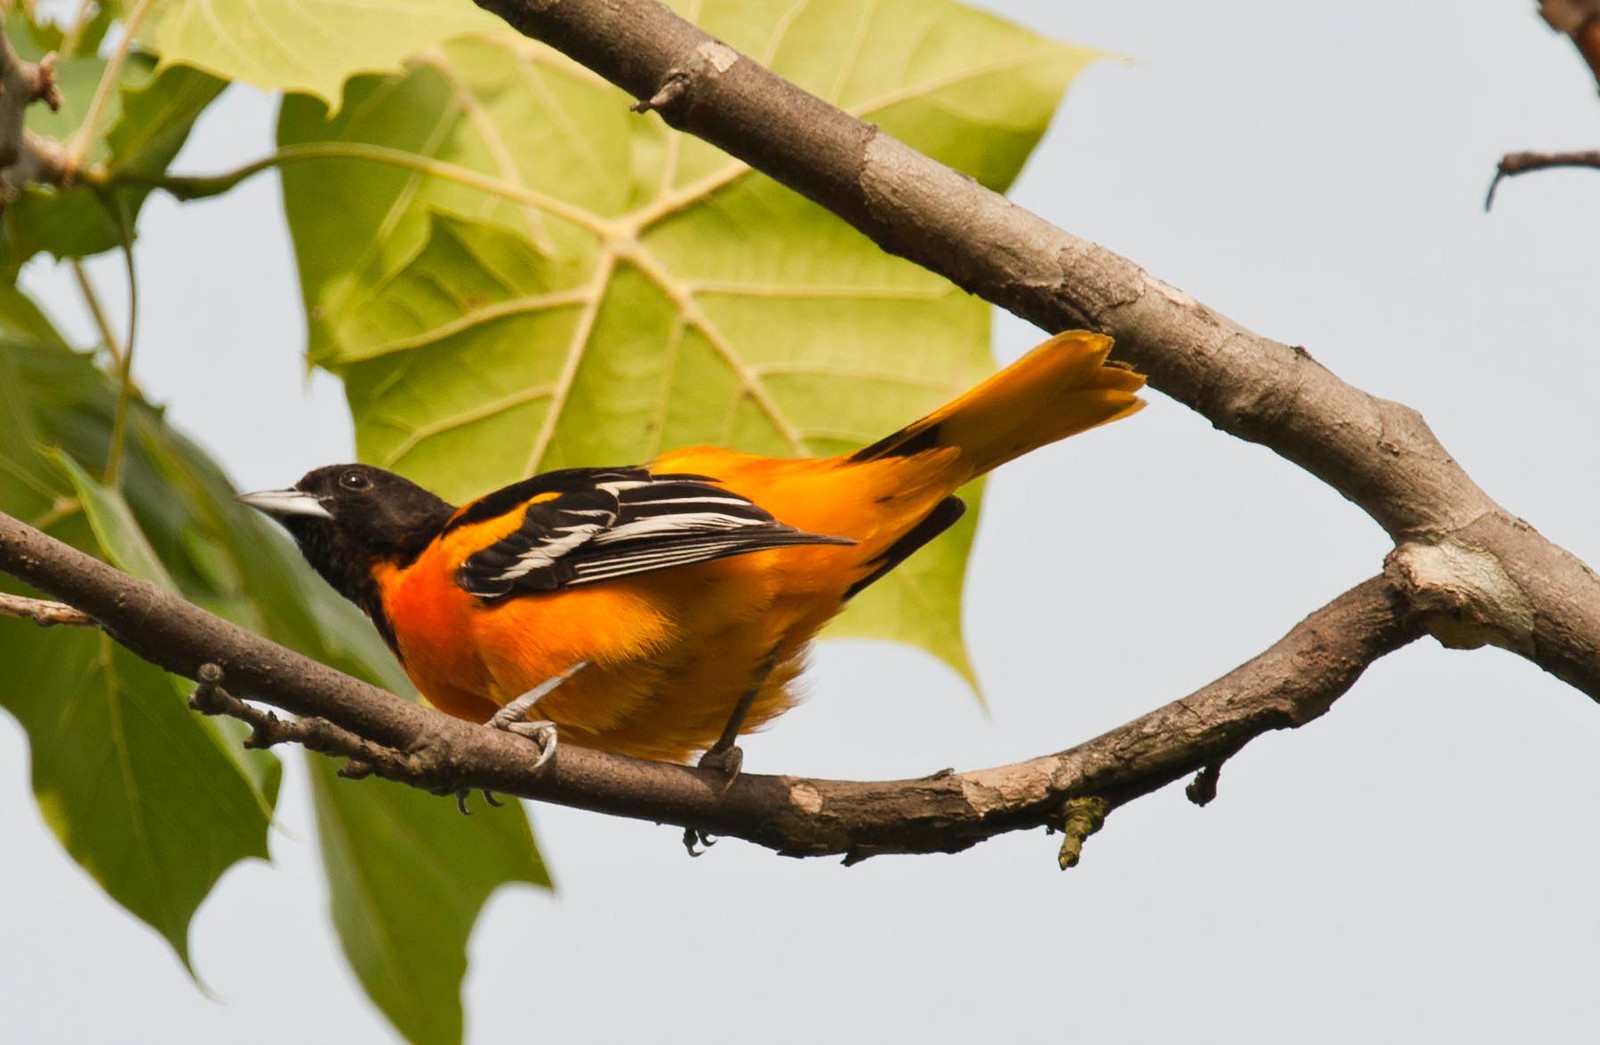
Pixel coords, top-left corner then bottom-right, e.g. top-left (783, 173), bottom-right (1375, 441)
top-left (456, 467), bottom-right (852, 600)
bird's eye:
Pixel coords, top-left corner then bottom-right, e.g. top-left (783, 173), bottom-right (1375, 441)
top-left (339, 470), bottom-right (372, 491)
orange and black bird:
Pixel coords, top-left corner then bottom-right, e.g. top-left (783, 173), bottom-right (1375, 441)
top-left (240, 331), bottom-right (1144, 774)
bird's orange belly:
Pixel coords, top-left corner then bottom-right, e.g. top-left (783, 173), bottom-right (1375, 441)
top-left (378, 544), bottom-right (859, 762)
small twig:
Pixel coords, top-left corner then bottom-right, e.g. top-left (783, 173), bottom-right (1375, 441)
top-left (1053, 796), bottom-right (1108, 870)
top-left (630, 70), bottom-right (690, 113)
top-left (1485, 149), bottom-right (1600, 209)
top-left (188, 663), bottom-right (421, 782)
top-left (28, 52), bottom-right (60, 111)
top-left (0, 591), bottom-right (94, 627)
top-left (1186, 760), bottom-right (1226, 807)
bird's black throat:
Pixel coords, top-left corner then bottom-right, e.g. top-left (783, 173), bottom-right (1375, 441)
top-left (257, 464), bottom-right (456, 655)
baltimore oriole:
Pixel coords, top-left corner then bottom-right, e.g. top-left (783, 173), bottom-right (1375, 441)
top-left (240, 331), bottom-right (1144, 773)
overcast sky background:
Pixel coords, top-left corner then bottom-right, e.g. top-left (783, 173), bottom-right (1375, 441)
top-left (4, 2), bottom-right (1599, 1041)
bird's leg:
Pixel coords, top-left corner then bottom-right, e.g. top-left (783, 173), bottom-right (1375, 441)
top-left (683, 647), bottom-right (782, 855)
top-left (461, 659), bottom-right (586, 814)
top-left (483, 658), bottom-right (589, 773)
top-left (697, 645), bottom-right (782, 779)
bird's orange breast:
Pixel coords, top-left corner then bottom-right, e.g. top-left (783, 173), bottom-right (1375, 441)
top-left (371, 449), bottom-right (949, 761)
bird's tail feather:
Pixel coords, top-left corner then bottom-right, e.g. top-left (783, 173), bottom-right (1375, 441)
top-left (847, 330), bottom-right (1145, 484)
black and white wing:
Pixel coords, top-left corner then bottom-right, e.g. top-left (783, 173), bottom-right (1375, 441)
top-left (455, 467), bottom-right (853, 600)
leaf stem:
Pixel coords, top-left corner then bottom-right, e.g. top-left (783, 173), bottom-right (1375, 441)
top-left (69, 257), bottom-right (123, 369)
top-left (61, 0), bottom-right (152, 175)
top-left (99, 190), bottom-right (137, 487)
top-left (102, 142), bottom-right (612, 236)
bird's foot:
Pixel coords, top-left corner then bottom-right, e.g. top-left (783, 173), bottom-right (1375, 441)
top-left (455, 789), bottom-right (505, 816)
top-left (680, 744), bottom-right (745, 855)
top-left (484, 660), bottom-right (589, 773)
top-left (488, 717), bottom-right (560, 772)
top-left (682, 826), bottom-right (717, 857)
top-left (696, 742), bottom-right (743, 781)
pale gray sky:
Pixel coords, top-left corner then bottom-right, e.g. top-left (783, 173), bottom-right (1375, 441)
top-left (4, 2), bottom-right (1598, 1041)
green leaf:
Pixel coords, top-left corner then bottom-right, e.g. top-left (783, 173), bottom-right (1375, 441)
top-left (2, 56), bottom-right (224, 272)
top-left (0, 286), bottom-right (550, 1021)
top-left (310, 761), bottom-right (549, 1045)
top-left (147, 0), bottom-right (500, 104)
top-left (11, 3), bottom-right (116, 60)
top-left (0, 617), bottom-right (272, 968)
top-left (49, 449), bottom-right (178, 589)
top-left (278, 0), bottom-right (1096, 686)
top-left (0, 497), bottom-right (271, 975)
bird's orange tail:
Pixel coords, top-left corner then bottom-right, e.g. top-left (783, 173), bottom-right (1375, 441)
top-left (847, 330), bottom-right (1145, 483)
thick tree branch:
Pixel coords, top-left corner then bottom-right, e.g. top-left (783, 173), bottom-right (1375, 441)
top-left (472, 0), bottom-right (1600, 702)
top-left (0, 510), bottom-right (1419, 862)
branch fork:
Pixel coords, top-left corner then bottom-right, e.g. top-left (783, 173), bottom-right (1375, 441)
top-left (0, 28), bottom-right (65, 193)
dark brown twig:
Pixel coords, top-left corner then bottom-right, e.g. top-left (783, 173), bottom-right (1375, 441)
top-left (187, 662), bottom-right (420, 779)
top-left (1486, 149), bottom-right (1600, 209)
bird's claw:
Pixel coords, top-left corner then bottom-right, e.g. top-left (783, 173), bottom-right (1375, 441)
top-left (455, 788), bottom-right (506, 816)
top-left (484, 660), bottom-right (587, 773)
top-left (682, 826), bottom-right (717, 857)
top-left (500, 718), bottom-right (560, 771)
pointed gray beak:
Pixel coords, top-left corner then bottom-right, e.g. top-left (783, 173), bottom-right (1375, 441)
top-left (235, 488), bottom-right (334, 520)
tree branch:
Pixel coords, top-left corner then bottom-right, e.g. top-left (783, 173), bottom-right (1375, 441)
top-left (0, 23), bottom-right (64, 194)
top-left (0, 509), bottom-right (1420, 863)
top-left (0, 591), bottom-right (93, 626)
top-left (1486, 149), bottom-right (1600, 208)
top-left (1486, 5), bottom-right (1600, 206)
top-left (471, 0), bottom-right (1600, 703)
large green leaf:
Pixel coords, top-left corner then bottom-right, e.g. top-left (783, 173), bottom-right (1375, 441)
top-left (0, 287), bottom-right (549, 1033)
top-left (147, 0), bottom-right (499, 104)
top-left (278, 0), bottom-right (1096, 684)
top-left (0, 37), bottom-right (224, 272)
top-left (311, 761), bottom-right (551, 1045)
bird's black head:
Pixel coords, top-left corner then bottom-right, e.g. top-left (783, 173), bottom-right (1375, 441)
top-left (238, 464), bottom-right (455, 611)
